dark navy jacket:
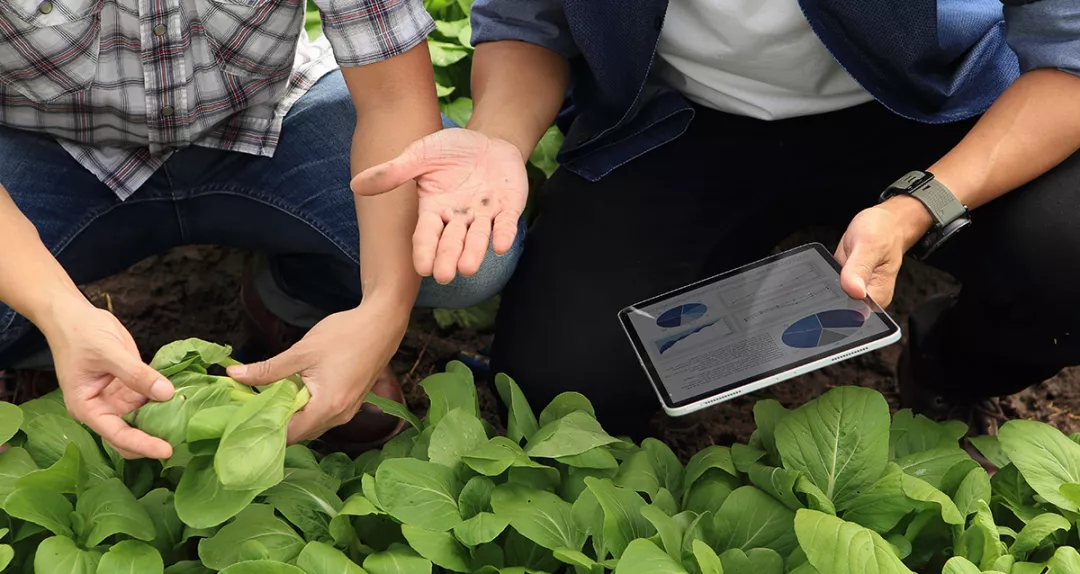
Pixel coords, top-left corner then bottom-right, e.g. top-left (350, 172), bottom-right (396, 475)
top-left (471, 0), bottom-right (1080, 181)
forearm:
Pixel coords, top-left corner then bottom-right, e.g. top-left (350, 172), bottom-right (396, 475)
top-left (0, 185), bottom-right (87, 332)
top-left (884, 69), bottom-right (1080, 247)
top-left (343, 44), bottom-right (443, 309)
top-left (467, 41), bottom-right (571, 160)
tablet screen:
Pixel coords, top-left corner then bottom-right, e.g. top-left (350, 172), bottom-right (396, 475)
top-left (619, 244), bottom-right (897, 407)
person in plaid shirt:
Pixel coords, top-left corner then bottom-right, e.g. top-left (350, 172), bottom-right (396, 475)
top-left (0, 0), bottom-right (520, 458)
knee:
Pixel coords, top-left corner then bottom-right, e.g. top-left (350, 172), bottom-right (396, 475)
top-left (414, 220), bottom-right (526, 309)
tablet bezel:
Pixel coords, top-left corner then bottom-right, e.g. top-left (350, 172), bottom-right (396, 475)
top-left (617, 243), bottom-right (900, 412)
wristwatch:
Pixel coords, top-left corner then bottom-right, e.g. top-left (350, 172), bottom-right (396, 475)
top-left (879, 170), bottom-right (971, 261)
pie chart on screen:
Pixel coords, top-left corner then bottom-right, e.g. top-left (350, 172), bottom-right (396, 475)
top-left (656, 303), bottom-right (708, 328)
top-left (782, 309), bottom-right (865, 349)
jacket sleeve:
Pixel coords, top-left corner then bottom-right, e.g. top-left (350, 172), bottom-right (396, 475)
top-left (470, 0), bottom-right (580, 59)
top-left (1002, 0), bottom-right (1080, 76)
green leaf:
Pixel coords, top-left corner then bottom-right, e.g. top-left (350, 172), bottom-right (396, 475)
top-left (420, 372), bottom-right (479, 427)
top-left (98, 540), bottom-right (164, 574)
top-left (888, 409), bottom-right (966, 460)
top-left (899, 472), bottom-right (964, 525)
top-left (615, 450), bottom-right (661, 497)
top-left (491, 483), bottom-right (586, 551)
top-left (1010, 512), bottom-right (1071, 560)
top-left (219, 561), bottom-right (307, 574)
top-left (956, 501), bottom-right (1001, 570)
top-left (743, 462), bottom-right (801, 512)
top-left (992, 464), bottom-right (1039, 522)
top-left (376, 458), bottom-right (463, 531)
top-left (0, 544), bottom-right (11, 571)
top-left (295, 541), bottom-right (366, 574)
top-left (652, 488), bottom-right (679, 516)
top-left (315, 452), bottom-right (353, 482)
top-left (428, 39), bottom-right (470, 67)
top-left (139, 489), bottom-right (184, 563)
top-left (584, 477), bottom-right (655, 558)
top-left (216, 379), bottom-right (301, 491)
top-left (752, 399), bottom-right (788, 463)
top-left (401, 524), bottom-right (471, 572)
top-left (363, 543), bottom-right (433, 574)
top-left (682, 469), bottom-right (740, 517)
top-left (0, 446), bottom-right (37, 504)
top-left (968, 436), bottom-right (1010, 469)
top-left (33, 535), bottom-right (101, 574)
top-left (553, 547), bottom-right (597, 571)
top-left (18, 389), bottom-right (68, 426)
top-left (429, 409), bottom-right (488, 470)
top-left (640, 504), bottom-right (682, 562)
top-left (527, 411), bottom-right (623, 459)
top-left (365, 393), bottom-right (423, 432)
top-left (16, 441), bottom-right (84, 496)
top-left (503, 527), bottom-right (559, 571)
top-left (76, 477), bottom-right (155, 547)
top-left (0, 402), bottom-right (23, 445)
top-left (717, 548), bottom-right (784, 574)
top-left (953, 466), bottom-right (991, 519)
top-left (164, 561), bottom-right (214, 574)
top-left (896, 447), bottom-right (977, 493)
top-left (614, 539), bottom-right (687, 574)
top-left (175, 455), bottom-right (263, 529)
top-left (538, 393), bottom-right (596, 427)
top-left (794, 510), bottom-right (913, 574)
top-left (642, 439), bottom-right (684, 497)
top-left (150, 339), bottom-right (233, 373)
top-left (459, 476), bottom-right (496, 519)
top-left (462, 437), bottom-right (546, 477)
top-left (239, 540), bottom-right (272, 561)
top-left (714, 486), bottom-right (797, 556)
top-left (433, 18), bottom-right (468, 41)
top-left (775, 387), bottom-right (890, 509)
top-left (4, 486), bottom-right (72, 537)
top-left (453, 512), bottom-right (509, 547)
top-left (1000, 419), bottom-right (1080, 512)
top-left (263, 468), bottom-right (344, 540)
top-left (942, 557), bottom-right (982, 574)
top-left (495, 374), bottom-right (540, 444)
top-left (23, 414), bottom-right (111, 483)
top-left (285, 445), bottom-right (322, 472)
top-left (1047, 546), bottom-right (1080, 574)
top-left (142, 381), bottom-right (235, 446)
top-left (198, 504), bottom-right (305, 570)
top-left (683, 446), bottom-right (736, 493)
top-left (556, 446), bottom-right (619, 470)
top-left (691, 540), bottom-right (723, 574)
top-left (528, 126), bottom-right (564, 179)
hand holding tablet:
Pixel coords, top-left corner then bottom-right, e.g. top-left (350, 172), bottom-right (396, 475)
top-left (618, 243), bottom-right (901, 416)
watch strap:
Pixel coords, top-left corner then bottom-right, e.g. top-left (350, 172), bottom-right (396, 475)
top-left (911, 179), bottom-right (967, 228)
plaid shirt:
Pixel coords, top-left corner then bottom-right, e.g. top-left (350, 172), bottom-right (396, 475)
top-left (0, 0), bottom-right (434, 198)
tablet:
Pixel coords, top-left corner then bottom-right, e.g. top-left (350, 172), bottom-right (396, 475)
top-left (618, 243), bottom-right (901, 416)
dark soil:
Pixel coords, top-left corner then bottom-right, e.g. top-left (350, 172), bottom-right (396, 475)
top-left (11, 228), bottom-right (1080, 458)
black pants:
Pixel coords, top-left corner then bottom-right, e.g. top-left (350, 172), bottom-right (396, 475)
top-left (492, 102), bottom-right (1080, 436)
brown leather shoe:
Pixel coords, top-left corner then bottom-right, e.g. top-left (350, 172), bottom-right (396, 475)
top-left (239, 257), bottom-right (408, 453)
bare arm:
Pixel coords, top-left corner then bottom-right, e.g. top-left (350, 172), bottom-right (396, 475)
top-left (466, 40), bottom-right (572, 160)
top-left (882, 69), bottom-right (1080, 246)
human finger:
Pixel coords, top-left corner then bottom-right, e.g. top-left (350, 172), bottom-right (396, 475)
top-left (433, 218), bottom-right (468, 285)
top-left (412, 210), bottom-right (445, 277)
top-left (90, 412), bottom-right (173, 459)
top-left (458, 215), bottom-right (492, 277)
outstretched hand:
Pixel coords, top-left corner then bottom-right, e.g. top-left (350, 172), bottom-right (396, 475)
top-left (351, 128), bottom-right (528, 284)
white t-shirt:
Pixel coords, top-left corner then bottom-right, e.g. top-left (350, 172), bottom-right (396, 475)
top-left (655, 0), bottom-right (874, 120)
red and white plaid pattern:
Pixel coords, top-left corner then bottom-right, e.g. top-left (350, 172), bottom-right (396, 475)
top-left (0, 0), bottom-right (434, 198)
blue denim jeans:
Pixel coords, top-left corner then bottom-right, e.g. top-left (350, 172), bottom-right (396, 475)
top-left (0, 71), bottom-right (523, 367)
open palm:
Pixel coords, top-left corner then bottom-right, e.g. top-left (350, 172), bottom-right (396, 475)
top-left (351, 128), bottom-right (529, 284)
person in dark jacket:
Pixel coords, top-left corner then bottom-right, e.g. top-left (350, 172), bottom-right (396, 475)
top-left (353, 0), bottom-right (1080, 436)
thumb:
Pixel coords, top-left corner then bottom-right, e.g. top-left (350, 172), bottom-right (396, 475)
top-left (110, 352), bottom-right (174, 402)
top-left (227, 349), bottom-right (304, 387)
top-left (351, 142), bottom-right (426, 197)
top-left (839, 241), bottom-right (882, 301)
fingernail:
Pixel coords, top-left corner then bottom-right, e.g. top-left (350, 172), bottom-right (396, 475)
top-left (150, 380), bottom-right (174, 402)
top-left (229, 365), bottom-right (248, 377)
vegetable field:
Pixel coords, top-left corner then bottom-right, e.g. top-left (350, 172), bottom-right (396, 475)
top-left (3, 338), bottom-right (1080, 573)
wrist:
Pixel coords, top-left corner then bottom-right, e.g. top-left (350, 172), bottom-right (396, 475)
top-left (34, 289), bottom-right (97, 340)
top-left (466, 117), bottom-right (534, 163)
top-left (877, 195), bottom-right (935, 252)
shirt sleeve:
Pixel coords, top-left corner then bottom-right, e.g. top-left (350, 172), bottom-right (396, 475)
top-left (311, 0), bottom-right (436, 67)
top-left (471, 0), bottom-right (579, 59)
top-left (1002, 0), bottom-right (1080, 77)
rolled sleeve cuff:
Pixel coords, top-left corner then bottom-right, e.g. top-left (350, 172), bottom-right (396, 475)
top-left (1004, 0), bottom-right (1080, 76)
top-left (317, 0), bottom-right (436, 67)
top-left (470, 0), bottom-right (580, 59)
